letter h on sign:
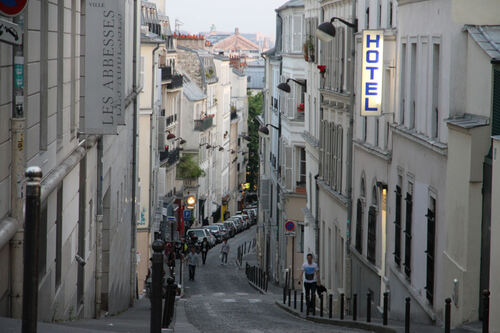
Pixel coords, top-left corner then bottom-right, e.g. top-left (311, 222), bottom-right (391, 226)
top-left (361, 30), bottom-right (384, 116)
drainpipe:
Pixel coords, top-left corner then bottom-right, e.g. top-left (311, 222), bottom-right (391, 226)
top-left (314, 174), bottom-right (320, 262)
top-left (10, 13), bottom-right (25, 319)
top-left (150, 43), bottom-right (160, 238)
top-left (130, 0), bottom-right (139, 306)
top-left (95, 138), bottom-right (103, 319)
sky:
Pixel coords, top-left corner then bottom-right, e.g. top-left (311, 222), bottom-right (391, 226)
top-left (164, 0), bottom-right (285, 38)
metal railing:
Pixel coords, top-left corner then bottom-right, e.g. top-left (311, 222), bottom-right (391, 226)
top-left (230, 111), bottom-right (238, 121)
top-left (246, 264), bottom-right (268, 293)
top-left (194, 117), bottom-right (213, 131)
top-left (159, 147), bottom-right (180, 167)
top-left (161, 66), bottom-right (183, 89)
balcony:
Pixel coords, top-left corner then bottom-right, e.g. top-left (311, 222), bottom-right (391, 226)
top-left (159, 147), bottom-right (180, 167)
top-left (230, 111), bottom-right (238, 121)
top-left (194, 116), bottom-right (214, 131)
top-left (166, 114), bottom-right (177, 127)
top-left (161, 66), bottom-right (183, 89)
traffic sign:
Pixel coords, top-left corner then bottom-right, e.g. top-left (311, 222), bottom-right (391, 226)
top-left (285, 220), bottom-right (295, 232)
top-left (0, 0), bottom-right (29, 17)
top-left (0, 18), bottom-right (22, 45)
top-left (183, 210), bottom-right (192, 220)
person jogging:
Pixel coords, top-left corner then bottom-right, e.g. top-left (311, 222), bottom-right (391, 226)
top-left (300, 253), bottom-right (320, 312)
top-left (186, 247), bottom-right (199, 281)
top-left (220, 239), bottom-right (230, 265)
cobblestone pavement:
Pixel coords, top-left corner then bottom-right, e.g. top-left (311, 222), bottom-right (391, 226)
top-left (182, 226), bottom-right (368, 333)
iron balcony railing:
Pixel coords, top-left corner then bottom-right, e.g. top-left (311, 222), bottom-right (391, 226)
top-left (159, 147), bottom-right (180, 167)
top-left (161, 66), bottom-right (183, 89)
top-left (194, 117), bottom-right (213, 131)
top-left (230, 111), bottom-right (238, 121)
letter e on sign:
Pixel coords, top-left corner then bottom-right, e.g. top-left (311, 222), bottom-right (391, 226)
top-left (361, 30), bottom-right (384, 116)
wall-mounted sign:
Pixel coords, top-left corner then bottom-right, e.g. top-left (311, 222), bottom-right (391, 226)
top-left (0, 18), bottom-right (22, 45)
top-left (0, 0), bottom-right (28, 16)
top-left (285, 220), bottom-right (295, 232)
top-left (361, 30), bottom-right (384, 117)
top-left (84, 0), bottom-right (124, 134)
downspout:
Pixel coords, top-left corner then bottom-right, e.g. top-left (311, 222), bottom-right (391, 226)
top-left (130, 0), bottom-right (139, 305)
top-left (95, 138), bottom-right (103, 319)
top-left (314, 174), bottom-right (320, 262)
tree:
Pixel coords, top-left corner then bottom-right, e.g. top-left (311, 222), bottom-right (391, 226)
top-left (177, 154), bottom-right (205, 179)
top-left (246, 92), bottom-right (263, 191)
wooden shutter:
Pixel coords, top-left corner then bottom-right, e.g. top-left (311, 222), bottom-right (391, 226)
top-left (404, 192), bottom-right (413, 278)
top-left (356, 199), bottom-right (363, 253)
top-left (425, 208), bottom-right (436, 305)
top-left (158, 116), bottom-right (165, 152)
top-left (337, 126), bottom-right (343, 193)
top-left (492, 68), bottom-right (500, 136)
top-left (367, 206), bottom-right (377, 264)
top-left (285, 145), bottom-right (293, 190)
top-left (394, 185), bottom-right (402, 266)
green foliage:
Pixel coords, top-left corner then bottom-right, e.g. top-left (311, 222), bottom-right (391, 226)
top-left (246, 92), bottom-right (263, 190)
top-left (177, 154), bottom-right (206, 179)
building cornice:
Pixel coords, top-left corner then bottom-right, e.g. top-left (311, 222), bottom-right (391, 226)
top-left (353, 140), bottom-right (392, 162)
top-left (391, 124), bottom-right (448, 156)
top-left (302, 131), bottom-right (320, 149)
top-left (317, 179), bottom-right (348, 207)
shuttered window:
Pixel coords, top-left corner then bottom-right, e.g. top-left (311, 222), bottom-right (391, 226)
top-left (425, 199), bottom-right (436, 305)
top-left (492, 67), bottom-right (500, 136)
top-left (292, 15), bottom-right (303, 53)
top-left (356, 199), bottom-right (363, 253)
top-left (404, 191), bottom-right (413, 279)
top-left (394, 185), bottom-right (402, 266)
top-left (367, 206), bottom-right (377, 264)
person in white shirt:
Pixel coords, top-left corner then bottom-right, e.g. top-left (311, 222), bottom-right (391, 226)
top-left (300, 253), bottom-right (320, 311)
top-left (220, 239), bottom-right (230, 265)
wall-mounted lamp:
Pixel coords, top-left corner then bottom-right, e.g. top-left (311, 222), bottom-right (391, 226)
top-left (277, 78), bottom-right (307, 93)
top-left (166, 130), bottom-right (176, 140)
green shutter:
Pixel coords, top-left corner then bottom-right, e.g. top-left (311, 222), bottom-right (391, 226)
top-left (493, 68), bottom-right (500, 136)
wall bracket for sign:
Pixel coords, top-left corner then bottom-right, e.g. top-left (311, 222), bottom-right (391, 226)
top-left (0, 18), bottom-right (22, 45)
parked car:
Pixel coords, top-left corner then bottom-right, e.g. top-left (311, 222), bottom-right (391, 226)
top-left (245, 208), bottom-right (257, 224)
top-left (214, 223), bottom-right (230, 240)
top-left (231, 216), bottom-right (244, 232)
top-left (205, 225), bottom-right (223, 243)
top-left (227, 220), bottom-right (240, 234)
top-left (186, 228), bottom-right (212, 247)
top-left (233, 215), bottom-right (248, 230)
top-left (223, 221), bottom-right (236, 237)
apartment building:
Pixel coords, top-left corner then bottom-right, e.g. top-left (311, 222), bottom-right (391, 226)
top-left (0, 0), bottom-right (140, 321)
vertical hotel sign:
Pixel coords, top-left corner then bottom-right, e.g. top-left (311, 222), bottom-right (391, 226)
top-left (84, 1), bottom-right (124, 134)
top-left (361, 30), bottom-right (383, 116)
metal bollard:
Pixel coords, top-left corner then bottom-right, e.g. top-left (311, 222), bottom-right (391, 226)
top-left (22, 167), bottom-right (43, 333)
top-left (329, 294), bottom-right (333, 319)
top-left (445, 298), bottom-right (451, 333)
top-left (151, 239), bottom-right (165, 333)
top-left (312, 292), bottom-right (316, 316)
top-left (294, 290), bottom-right (297, 309)
top-left (353, 294), bottom-right (357, 321)
top-left (162, 277), bottom-right (177, 328)
top-left (340, 293), bottom-right (345, 320)
top-left (288, 288), bottom-right (291, 307)
top-left (283, 286), bottom-right (287, 304)
top-left (383, 292), bottom-right (389, 326)
top-left (301, 292), bottom-right (304, 313)
top-left (320, 294), bottom-right (324, 317)
top-left (405, 297), bottom-right (411, 333)
top-left (483, 290), bottom-right (490, 333)
top-left (367, 292), bottom-right (372, 323)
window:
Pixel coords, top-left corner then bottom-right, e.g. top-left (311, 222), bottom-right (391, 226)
top-left (404, 183), bottom-right (413, 279)
top-left (356, 199), bottom-right (363, 253)
top-left (292, 15), bottom-right (304, 53)
top-left (57, 2), bottom-right (64, 142)
top-left (389, 2), bottom-right (394, 28)
top-left (375, 118), bottom-right (379, 147)
top-left (394, 184), bottom-right (402, 266)
top-left (493, 67), bottom-right (500, 136)
top-left (363, 116), bottom-right (367, 141)
top-left (365, 4), bottom-right (370, 29)
top-left (298, 147), bottom-right (306, 186)
top-left (299, 224), bottom-right (305, 252)
top-left (409, 43), bottom-right (417, 129)
top-left (70, 0), bottom-right (77, 138)
top-left (367, 187), bottom-right (378, 264)
top-left (377, 1), bottom-right (382, 28)
top-left (426, 197), bottom-right (436, 305)
top-left (40, 0), bottom-right (48, 150)
top-left (399, 43), bottom-right (406, 124)
top-left (56, 186), bottom-right (63, 288)
top-left (431, 44), bottom-right (440, 139)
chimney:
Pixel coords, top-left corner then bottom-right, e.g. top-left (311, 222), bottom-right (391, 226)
top-left (235, 27), bottom-right (239, 35)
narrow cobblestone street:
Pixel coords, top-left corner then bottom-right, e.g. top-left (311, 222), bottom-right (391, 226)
top-left (180, 226), bottom-right (366, 333)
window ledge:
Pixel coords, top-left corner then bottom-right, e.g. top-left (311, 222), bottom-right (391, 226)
top-left (317, 178), bottom-right (348, 207)
top-left (302, 131), bottom-right (320, 148)
top-left (319, 89), bottom-right (351, 105)
top-left (353, 140), bottom-right (392, 161)
top-left (391, 124), bottom-right (448, 156)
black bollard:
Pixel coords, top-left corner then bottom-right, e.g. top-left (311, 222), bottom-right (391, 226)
top-left (320, 294), bottom-right (324, 317)
top-left (265, 272), bottom-right (268, 292)
top-left (301, 292), bottom-right (304, 313)
top-left (340, 293), bottom-right (345, 320)
top-left (329, 294), bottom-right (333, 318)
top-left (312, 292), bottom-right (316, 316)
top-left (151, 239), bottom-right (165, 333)
top-left (162, 277), bottom-right (177, 328)
top-left (353, 294), bottom-right (357, 321)
top-left (445, 298), bottom-right (451, 333)
top-left (288, 288), bottom-right (291, 307)
top-left (405, 297), bottom-right (411, 333)
top-left (294, 290), bottom-right (297, 309)
top-left (22, 167), bottom-right (43, 333)
top-left (483, 290), bottom-right (490, 333)
top-left (383, 292), bottom-right (389, 326)
top-left (367, 292), bottom-right (372, 323)
top-left (283, 286), bottom-right (286, 304)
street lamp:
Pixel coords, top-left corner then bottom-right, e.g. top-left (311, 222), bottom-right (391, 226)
top-left (240, 135), bottom-right (251, 141)
top-left (214, 145), bottom-right (224, 152)
top-left (277, 78), bottom-right (307, 93)
top-left (166, 130), bottom-right (176, 140)
top-left (316, 17), bottom-right (358, 42)
top-left (175, 137), bottom-right (186, 145)
top-left (258, 123), bottom-right (280, 136)
top-left (199, 143), bottom-right (212, 149)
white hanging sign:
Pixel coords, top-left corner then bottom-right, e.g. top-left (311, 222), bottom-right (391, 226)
top-left (361, 30), bottom-right (384, 116)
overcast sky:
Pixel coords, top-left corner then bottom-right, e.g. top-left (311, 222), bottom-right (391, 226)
top-left (164, 0), bottom-right (285, 38)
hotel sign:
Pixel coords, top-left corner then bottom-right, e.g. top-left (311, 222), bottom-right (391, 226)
top-left (361, 30), bottom-right (383, 116)
top-left (84, 0), bottom-right (124, 134)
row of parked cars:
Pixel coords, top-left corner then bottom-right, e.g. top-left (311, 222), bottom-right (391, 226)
top-left (186, 207), bottom-right (257, 248)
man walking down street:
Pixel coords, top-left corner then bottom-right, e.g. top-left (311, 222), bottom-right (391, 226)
top-left (220, 239), bottom-right (230, 265)
top-left (300, 253), bottom-right (320, 312)
top-left (187, 247), bottom-right (199, 281)
top-left (201, 237), bottom-right (209, 265)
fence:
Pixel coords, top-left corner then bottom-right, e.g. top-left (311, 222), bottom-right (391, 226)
top-left (246, 264), bottom-right (268, 293)
top-left (281, 286), bottom-right (492, 333)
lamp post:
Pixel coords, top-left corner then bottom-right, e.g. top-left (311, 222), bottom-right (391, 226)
top-left (277, 78), bottom-right (307, 93)
top-left (316, 1), bottom-right (357, 301)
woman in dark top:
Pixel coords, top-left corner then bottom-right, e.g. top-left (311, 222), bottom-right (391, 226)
top-left (201, 237), bottom-right (209, 265)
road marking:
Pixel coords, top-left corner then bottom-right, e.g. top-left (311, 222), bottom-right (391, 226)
top-left (212, 292), bottom-right (225, 297)
top-left (235, 292), bottom-right (248, 296)
top-left (222, 298), bottom-right (236, 303)
top-left (248, 299), bottom-right (262, 303)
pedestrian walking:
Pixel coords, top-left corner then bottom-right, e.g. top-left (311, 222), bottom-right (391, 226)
top-left (186, 247), bottom-right (199, 281)
top-left (300, 253), bottom-right (320, 312)
top-left (164, 242), bottom-right (176, 277)
top-left (220, 239), bottom-right (230, 265)
top-left (201, 238), bottom-right (209, 265)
